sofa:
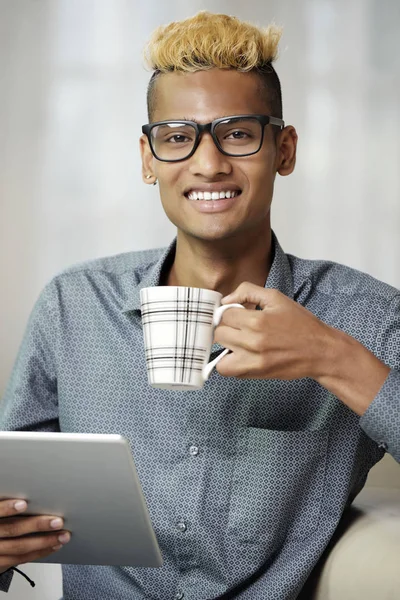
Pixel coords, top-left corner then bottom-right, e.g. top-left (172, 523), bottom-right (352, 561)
top-left (299, 454), bottom-right (400, 599)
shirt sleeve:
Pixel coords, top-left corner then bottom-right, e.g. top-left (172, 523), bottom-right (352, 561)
top-left (0, 280), bottom-right (60, 432)
top-left (0, 569), bottom-right (14, 593)
top-left (359, 293), bottom-right (400, 463)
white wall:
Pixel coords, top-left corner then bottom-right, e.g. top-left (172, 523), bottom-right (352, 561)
top-left (1, 0), bottom-right (400, 597)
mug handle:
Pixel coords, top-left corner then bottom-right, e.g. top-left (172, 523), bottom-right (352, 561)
top-left (202, 303), bottom-right (245, 382)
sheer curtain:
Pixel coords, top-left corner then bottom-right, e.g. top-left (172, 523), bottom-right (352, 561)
top-left (1, 1), bottom-right (399, 597)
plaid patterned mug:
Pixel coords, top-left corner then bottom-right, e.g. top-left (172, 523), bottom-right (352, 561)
top-left (140, 286), bottom-right (244, 390)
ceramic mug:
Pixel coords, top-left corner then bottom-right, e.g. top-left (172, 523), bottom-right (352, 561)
top-left (140, 286), bottom-right (244, 390)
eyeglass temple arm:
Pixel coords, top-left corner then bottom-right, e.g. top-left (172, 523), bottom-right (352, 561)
top-left (268, 116), bottom-right (285, 128)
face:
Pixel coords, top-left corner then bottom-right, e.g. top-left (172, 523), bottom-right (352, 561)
top-left (140, 69), bottom-right (297, 243)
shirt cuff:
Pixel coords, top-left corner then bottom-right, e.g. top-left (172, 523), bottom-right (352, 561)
top-left (0, 569), bottom-right (14, 593)
top-left (359, 368), bottom-right (400, 463)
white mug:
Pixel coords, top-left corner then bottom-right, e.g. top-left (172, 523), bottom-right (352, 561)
top-left (140, 286), bottom-right (244, 390)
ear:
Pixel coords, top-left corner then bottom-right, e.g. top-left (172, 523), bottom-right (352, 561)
top-left (276, 126), bottom-right (298, 176)
top-left (139, 134), bottom-right (156, 184)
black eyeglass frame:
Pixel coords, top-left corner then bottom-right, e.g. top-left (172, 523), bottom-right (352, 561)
top-left (141, 114), bottom-right (285, 162)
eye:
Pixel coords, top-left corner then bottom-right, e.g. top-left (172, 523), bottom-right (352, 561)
top-left (225, 130), bottom-right (252, 140)
top-left (166, 134), bottom-right (193, 144)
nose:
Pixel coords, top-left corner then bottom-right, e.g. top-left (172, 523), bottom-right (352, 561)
top-left (188, 132), bottom-right (232, 178)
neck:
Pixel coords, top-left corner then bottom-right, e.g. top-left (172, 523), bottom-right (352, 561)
top-left (165, 227), bottom-right (273, 298)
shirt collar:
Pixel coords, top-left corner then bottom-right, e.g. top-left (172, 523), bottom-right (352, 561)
top-left (265, 230), bottom-right (294, 300)
top-left (121, 229), bottom-right (293, 313)
top-left (121, 239), bottom-right (177, 313)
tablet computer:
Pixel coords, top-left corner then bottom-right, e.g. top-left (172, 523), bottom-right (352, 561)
top-left (0, 431), bottom-right (163, 567)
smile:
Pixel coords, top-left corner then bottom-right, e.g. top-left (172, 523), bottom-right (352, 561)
top-left (186, 190), bottom-right (241, 201)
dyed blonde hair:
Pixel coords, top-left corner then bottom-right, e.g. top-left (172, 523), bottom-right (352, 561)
top-left (144, 11), bottom-right (283, 122)
top-left (143, 11), bottom-right (282, 73)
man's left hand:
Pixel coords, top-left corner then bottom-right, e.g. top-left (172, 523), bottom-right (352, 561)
top-left (214, 282), bottom-right (334, 381)
top-left (216, 282), bottom-right (391, 416)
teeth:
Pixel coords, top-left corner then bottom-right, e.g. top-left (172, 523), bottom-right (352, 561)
top-left (187, 190), bottom-right (240, 201)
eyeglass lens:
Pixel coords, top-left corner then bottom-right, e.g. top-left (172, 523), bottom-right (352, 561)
top-left (150, 117), bottom-right (263, 160)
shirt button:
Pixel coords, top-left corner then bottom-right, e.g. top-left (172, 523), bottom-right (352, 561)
top-left (174, 592), bottom-right (184, 600)
top-left (378, 441), bottom-right (388, 451)
top-left (176, 520), bottom-right (187, 533)
top-left (189, 445), bottom-right (199, 456)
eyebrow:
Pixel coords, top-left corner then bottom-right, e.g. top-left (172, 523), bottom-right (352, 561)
top-left (179, 117), bottom-right (199, 123)
top-left (167, 114), bottom-right (243, 123)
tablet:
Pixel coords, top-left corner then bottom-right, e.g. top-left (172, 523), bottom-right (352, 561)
top-left (0, 432), bottom-right (163, 567)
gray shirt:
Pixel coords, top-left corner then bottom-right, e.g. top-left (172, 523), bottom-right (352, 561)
top-left (1, 230), bottom-right (399, 600)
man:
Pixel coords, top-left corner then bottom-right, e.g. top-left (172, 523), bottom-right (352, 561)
top-left (1, 10), bottom-right (399, 600)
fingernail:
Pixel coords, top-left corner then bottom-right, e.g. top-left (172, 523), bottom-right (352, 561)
top-left (14, 500), bottom-right (27, 511)
top-left (52, 544), bottom-right (63, 551)
top-left (58, 533), bottom-right (70, 544)
top-left (50, 518), bottom-right (63, 529)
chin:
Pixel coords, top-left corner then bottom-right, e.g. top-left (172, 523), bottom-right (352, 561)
top-left (182, 225), bottom-right (245, 243)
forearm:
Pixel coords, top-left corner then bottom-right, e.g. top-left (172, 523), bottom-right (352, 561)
top-left (315, 326), bottom-right (391, 416)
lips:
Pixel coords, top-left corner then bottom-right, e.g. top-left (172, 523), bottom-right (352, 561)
top-left (185, 192), bottom-right (241, 214)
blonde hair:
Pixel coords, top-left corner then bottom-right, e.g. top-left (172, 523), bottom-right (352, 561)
top-left (143, 11), bottom-right (282, 73)
top-left (144, 11), bottom-right (284, 122)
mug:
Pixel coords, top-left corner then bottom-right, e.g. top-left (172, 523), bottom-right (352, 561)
top-left (140, 286), bottom-right (244, 390)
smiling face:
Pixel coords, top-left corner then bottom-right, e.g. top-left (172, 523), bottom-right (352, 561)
top-left (140, 68), bottom-right (297, 244)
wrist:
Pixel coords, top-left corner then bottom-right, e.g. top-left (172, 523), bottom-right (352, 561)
top-left (314, 324), bottom-right (391, 415)
top-left (310, 322), bottom-right (345, 382)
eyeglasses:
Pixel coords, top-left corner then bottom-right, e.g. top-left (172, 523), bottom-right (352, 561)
top-left (142, 114), bottom-right (285, 162)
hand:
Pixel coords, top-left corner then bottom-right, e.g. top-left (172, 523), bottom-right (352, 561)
top-left (0, 498), bottom-right (71, 574)
top-left (214, 282), bottom-right (333, 381)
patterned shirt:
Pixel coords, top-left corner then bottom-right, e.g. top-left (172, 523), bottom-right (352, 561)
top-left (1, 230), bottom-right (399, 600)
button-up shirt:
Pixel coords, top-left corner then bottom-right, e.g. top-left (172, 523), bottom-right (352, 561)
top-left (1, 230), bottom-right (400, 599)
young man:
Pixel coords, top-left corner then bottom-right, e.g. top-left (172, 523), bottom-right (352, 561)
top-left (1, 11), bottom-right (399, 600)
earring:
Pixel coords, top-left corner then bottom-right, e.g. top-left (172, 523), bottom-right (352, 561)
top-left (145, 174), bottom-right (158, 186)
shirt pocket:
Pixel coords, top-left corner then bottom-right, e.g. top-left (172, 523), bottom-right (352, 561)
top-left (227, 427), bottom-right (329, 547)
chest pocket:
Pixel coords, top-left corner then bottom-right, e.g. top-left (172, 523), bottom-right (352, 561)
top-left (227, 427), bottom-right (329, 547)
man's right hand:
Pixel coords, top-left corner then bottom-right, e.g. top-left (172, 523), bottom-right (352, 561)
top-left (0, 499), bottom-right (71, 575)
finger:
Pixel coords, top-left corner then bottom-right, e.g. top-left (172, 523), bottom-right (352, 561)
top-left (216, 348), bottom-right (268, 379)
top-left (0, 499), bottom-right (28, 518)
top-left (219, 307), bottom-right (262, 331)
top-left (214, 325), bottom-right (253, 352)
top-left (1, 544), bottom-right (65, 570)
top-left (0, 531), bottom-right (71, 560)
top-left (222, 283), bottom-right (280, 310)
top-left (0, 515), bottom-right (64, 539)
top-left (215, 349), bottom-right (251, 378)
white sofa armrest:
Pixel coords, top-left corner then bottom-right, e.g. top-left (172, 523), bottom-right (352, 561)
top-left (299, 487), bottom-right (400, 600)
